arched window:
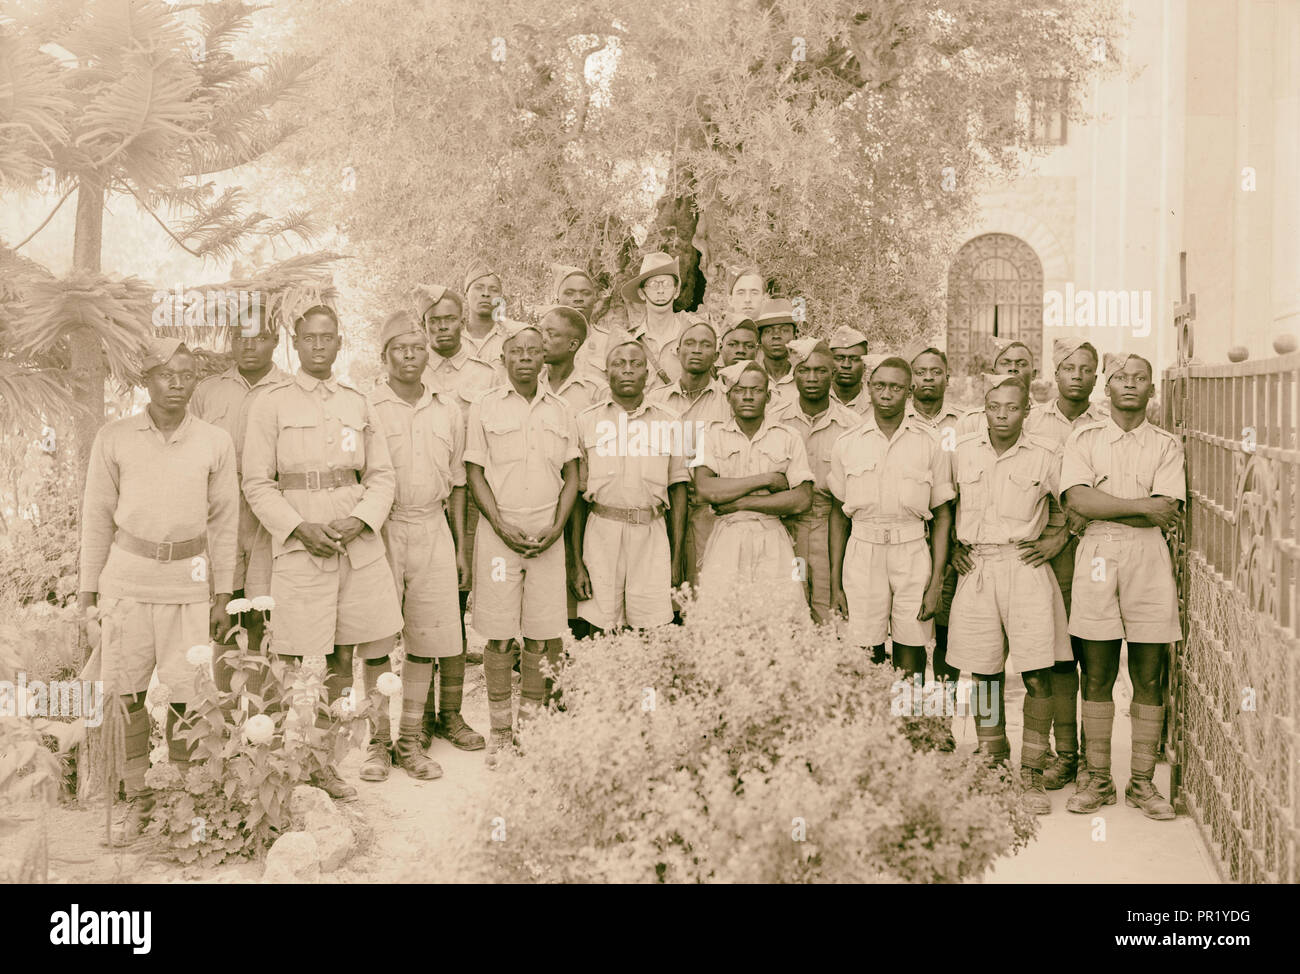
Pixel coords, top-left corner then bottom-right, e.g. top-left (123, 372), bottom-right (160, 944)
top-left (946, 233), bottom-right (1044, 375)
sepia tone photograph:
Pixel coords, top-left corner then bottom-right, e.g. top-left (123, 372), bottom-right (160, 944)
top-left (0, 0), bottom-right (1292, 935)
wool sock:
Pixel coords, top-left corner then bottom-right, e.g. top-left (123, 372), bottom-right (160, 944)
top-left (400, 657), bottom-right (434, 740)
top-left (543, 642), bottom-right (562, 708)
top-left (1021, 695), bottom-right (1054, 771)
top-left (1081, 700), bottom-right (1115, 780)
top-left (484, 645), bottom-right (515, 732)
top-left (1130, 702), bottom-right (1165, 782)
top-left (438, 653), bottom-right (466, 717)
top-left (972, 676), bottom-right (1009, 759)
top-left (123, 695), bottom-right (150, 795)
top-left (362, 657), bottom-right (392, 743)
top-left (520, 647), bottom-right (546, 719)
top-left (1050, 664), bottom-right (1080, 755)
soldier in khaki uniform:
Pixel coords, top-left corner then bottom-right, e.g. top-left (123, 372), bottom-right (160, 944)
top-left (460, 260), bottom-right (512, 375)
top-left (718, 316), bottom-right (759, 367)
top-left (691, 361), bottom-right (814, 615)
top-left (828, 357), bottom-right (954, 679)
top-left (464, 323), bottom-right (581, 767)
top-left (754, 298), bottom-right (798, 407)
top-left (569, 335), bottom-right (689, 632)
top-left (769, 338), bottom-right (863, 623)
top-left (947, 373), bottom-right (1071, 812)
top-left (955, 340), bottom-right (1037, 436)
top-left (191, 309), bottom-right (286, 698)
top-left (416, 284), bottom-right (498, 670)
top-left (1061, 353), bottom-right (1184, 821)
top-left (79, 338), bottom-right (239, 842)
top-left (242, 306), bottom-right (404, 800)
top-left (366, 312), bottom-right (484, 782)
top-left (538, 304), bottom-right (601, 639)
top-left (829, 326), bottom-right (871, 415)
top-left (648, 321), bottom-right (731, 588)
top-left (1025, 339), bottom-right (1106, 791)
top-left (905, 346), bottom-right (968, 727)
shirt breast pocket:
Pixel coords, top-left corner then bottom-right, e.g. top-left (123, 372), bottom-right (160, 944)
top-left (280, 404), bottom-right (319, 468)
top-left (539, 418), bottom-right (571, 468)
top-left (999, 472), bottom-right (1043, 522)
top-left (333, 401), bottom-right (369, 465)
top-left (958, 468), bottom-right (987, 518)
top-left (483, 417), bottom-right (525, 464)
top-left (844, 455), bottom-right (879, 510)
top-left (899, 465), bottom-right (933, 517)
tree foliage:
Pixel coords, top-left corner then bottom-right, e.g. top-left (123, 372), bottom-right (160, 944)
top-left (286, 0), bottom-right (1124, 345)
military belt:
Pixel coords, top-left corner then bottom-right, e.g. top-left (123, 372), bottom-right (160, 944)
top-left (113, 530), bottom-right (207, 563)
top-left (277, 468), bottom-right (361, 491)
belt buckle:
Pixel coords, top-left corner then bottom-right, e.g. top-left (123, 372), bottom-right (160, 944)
top-left (155, 541), bottom-right (174, 563)
top-left (305, 470), bottom-right (321, 491)
top-left (885, 527), bottom-right (898, 544)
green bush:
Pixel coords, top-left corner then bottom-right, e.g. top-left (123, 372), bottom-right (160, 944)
top-left (462, 587), bottom-right (1036, 883)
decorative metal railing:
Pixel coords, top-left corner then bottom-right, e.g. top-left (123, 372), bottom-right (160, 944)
top-left (1163, 256), bottom-right (1298, 883)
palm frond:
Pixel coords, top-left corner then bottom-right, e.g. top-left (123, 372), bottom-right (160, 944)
top-left (196, 1), bottom-right (266, 63)
top-left (183, 118), bottom-right (299, 175)
top-left (0, 30), bottom-right (75, 186)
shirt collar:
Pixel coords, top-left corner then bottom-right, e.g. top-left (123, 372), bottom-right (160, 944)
top-left (225, 363), bottom-right (285, 391)
top-left (1045, 396), bottom-right (1100, 424)
top-left (431, 342), bottom-right (474, 370)
top-left (371, 380), bottom-right (437, 411)
top-left (133, 407), bottom-right (195, 439)
top-left (906, 399), bottom-right (960, 424)
top-left (463, 323), bottom-right (506, 354)
top-left (860, 410), bottom-right (920, 439)
top-left (294, 370), bottom-right (340, 394)
top-left (1105, 416), bottom-right (1150, 442)
top-left (593, 394), bottom-right (656, 420)
top-left (668, 376), bottom-right (723, 399)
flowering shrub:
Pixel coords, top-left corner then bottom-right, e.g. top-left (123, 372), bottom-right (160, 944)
top-left (467, 586), bottom-right (1036, 883)
top-left (143, 606), bottom-right (381, 865)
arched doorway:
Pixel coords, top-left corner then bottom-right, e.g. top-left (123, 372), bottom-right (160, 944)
top-left (946, 233), bottom-right (1044, 375)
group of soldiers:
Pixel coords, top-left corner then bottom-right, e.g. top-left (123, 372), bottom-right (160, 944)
top-left (77, 251), bottom-right (1186, 843)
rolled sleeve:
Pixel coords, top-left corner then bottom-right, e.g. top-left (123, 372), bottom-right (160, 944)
top-left (927, 440), bottom-right (956, 509)
top-left (784, 433), bottom-right (814, 488)
top-left (667, 444), bottom-right (689, 486)
top-left (207, 432), bottom-right (240, 594)
top-left (78, 428), bottom-right (119, 594)
top-left (1152, 438), bottom-right (1187, 502)
top-left (241, 394), bottom-right (304, 547)
top-left (689, 425), bottom-right (718, 473)
top-left (463, 400), bottom-right (488, 469)
top-left (1058, 429), bottom-right (1096, 495)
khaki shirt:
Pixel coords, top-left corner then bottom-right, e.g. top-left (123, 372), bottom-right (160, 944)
top-left (828, 414), bottom-right (955, 521)
top-left (953, 430), bottom-right (1061, 545)
top-left (464, 383), bottom-right (581, 518)
top-left (648, 377), bottom-right (732, 454)
top-left (1024, 397), bottom-right (1105, 449)
top-left (833, 385), bottom-right (870, 415)
top-left (1060, 418), bottom-right (1186, 503)
top-left (956, 401), bottom-right (1036, 437)
top-left (543, 365), bottom-right (603, 415)
top-left (769, 397), bottom-right (864, 500)
top-left (368, 383), bottom-right (465, 521)
top-left (461, 321), bottom-right (511, 376)
top-left (242, 371), bottom-right (396, 567)
top-left (905, 399), bottom-right (965, 442)
top-left (424, 342), bottom-right (498, 420)
top-left (766, 367), bottom-right (797, 409)
top-left (578, 311), bottom-right (693, 391)
top-left (690, 417), bottom-right (815, 496)
top-left (191, 363), bottom-right (288, 554)
top-left (577, 397), bottom-right (690, 509)
top-left (80, 410), bottom-right (238, 602)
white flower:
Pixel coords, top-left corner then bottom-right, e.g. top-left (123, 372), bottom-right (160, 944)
top-left (376, 672), bottom-right (402, 697)
top-left (225, 597), bottom-right (253, 615)
top-left (250, 595), bottom-right (275, 612)
top-left (146, 683), bottom-right (172, 709)
top-left (243, 714), bottom-right (275, 745)
top-left (186, 643), bottom-right (213, 667)
top-left (331, 695), bottom-right (356, 719)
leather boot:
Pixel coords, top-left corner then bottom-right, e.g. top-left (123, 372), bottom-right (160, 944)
top-left (1020, 767), bottom-right (1052, 815)
top-left (435, 711), bottom-right (485, 751)
top-left (311, 765), bottom-right (358, 802)
top-left (359, 738), bottom-right (392, 782)
top-left (1066, 771), bottom-right (1117, 812)
top-left (1042, 751), bottom-right (1078, 791)
top-left (393, 733), bottom-right (443, 780)
top-left (1126, 777), bottom-right (1176, 820)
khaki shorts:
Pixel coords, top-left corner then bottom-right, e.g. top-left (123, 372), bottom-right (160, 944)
top-left (459, 498), bottom-right (480, 593)
top-left (1049, 533), bottom-right (1080, 617)
top-left (697, 514), bottom-right (808, 616)
top-left (578, 514), bottom-right (673, 631)
top-left (785, 501), bottom-right (832, 624)
top-left (473, 510), bottom-right (567, 641)
top-left (384, 515), bottom-right (462, 659)
top-left (1069, 523), bottom-right (1182, 644)
top-left (843, 535), bottom-right (931, 647)
top-left (99, 597), bottom-right (208, 702)
top-left (946, 546), bottom-right (1070, 675)
top-left (269, 546), bottom-right (403, 657)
